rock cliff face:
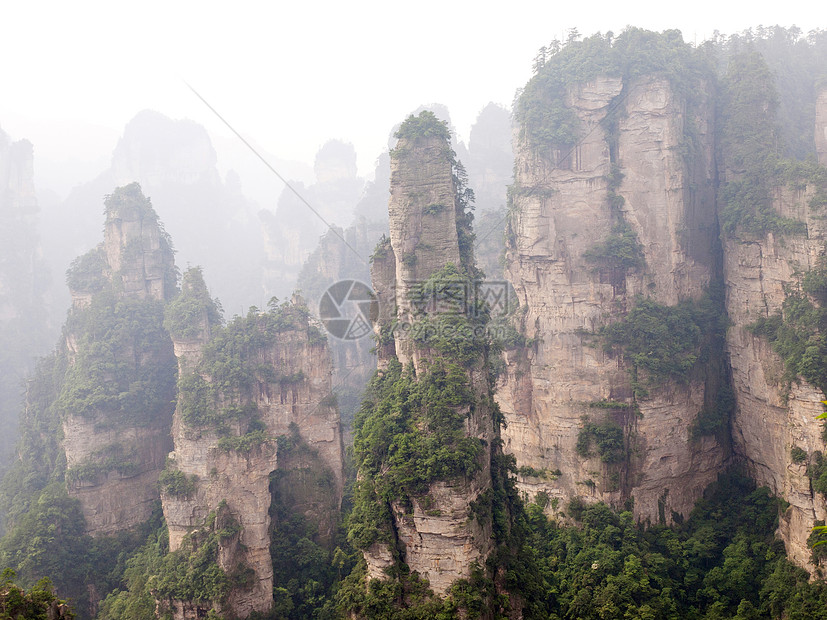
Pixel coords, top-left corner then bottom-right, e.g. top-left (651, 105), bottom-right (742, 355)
top-left (502, 75), bottom-right (728, 523)
top-left (722, 91), bottom-right (827, 570)
top-left (161, 282), bottom-right (343, 618)
top-left (361, 113), bottom-right (498, 595)
top-left (63, 183), bottom-right (177, 535)
top-left (0, 129), bottom-right (39, 322)
top-left (384, 132), bottom-right (463, 368)
top-left (503, 35), bottom-right (827, 576)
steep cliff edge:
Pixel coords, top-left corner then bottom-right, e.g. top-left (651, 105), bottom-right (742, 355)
top-left (61, 183), bottom-right (177, 536)
top-left (503, 33), bottom-right (727, 524)
top-left (723, 193), bottom-right (827, 569)
top-left (719, 52), bottom-right (827, 571)
top-left (160, 272), bottom-right (343, 618)
top-left (346, 112), bottom-right (515, 615)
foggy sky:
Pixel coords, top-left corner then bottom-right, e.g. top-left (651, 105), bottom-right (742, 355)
top-left (1, 0), bottom-right (822, 191)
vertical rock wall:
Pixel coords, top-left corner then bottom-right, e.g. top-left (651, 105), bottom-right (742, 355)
top-left (816, 87), bottom-right (827, 167)
top-left (162, 303), bottom-right (343, 617)
top-left (363, 120), bottom-right (497, 595)
top-left (0, 130), bottom-right (39, 322)
top-left (386, 135), bottom-right (463, 368)
top-left (0, 128), bottom-right (47, 464)
top-left (502, 76), bottom-right (727, 523)
top-left (723, 87), bottom-right (827, 567)
top-left (63, 184), bottom-right (176, 535)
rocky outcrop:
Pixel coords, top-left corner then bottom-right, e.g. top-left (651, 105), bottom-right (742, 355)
top-left (502, 75), bottom-right (727, 523)
top-left (0, 129), bottom-right (38, 322)
top-left (384, 131), bottom-right (463, 368)
top-left (63, 418), bottom-right (173, 535)
top-left (50, 110), bottom-right (265, 321)
top-left (62, 183), bottom-right (177, 535)
top-left (361, 112), bottom-right (498, 595)
top-left (161, 287), bottom-right (343, 618)
top-left (723, 186), bottom-right (827, 571)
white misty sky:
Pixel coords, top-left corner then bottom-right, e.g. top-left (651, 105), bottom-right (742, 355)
top-left (0, 0), bottom-right (821, 181)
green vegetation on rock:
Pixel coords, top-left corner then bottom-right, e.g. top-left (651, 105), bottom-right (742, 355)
top-left (99, 508), bottom-right (241, 619)
top-left (102, 183), bottom-right (178, 293)
top-left (0, 569), bottom-right (74, 619)
top-left (0, 486), bottom-right (163, 620)
top-left (517, 28), bottom-right (708, 151)
top-left (394, 111), bottom-right (452, 143)
top-left (65, 247), bottom-right (108, 294)
top-left (350, 357), bottom-right (483, 535)
top-left (519, 471), bottom-right (827, 619)
top-left (56, 292), bottom-right (177, 427)
top-left (791, 446), bottom-right (808, 463)
top-left (749, 259), bottom-right (827, 395)
top-left (691, 382), bottom-right (736, 439)
top-left (216, 429), bottom-right (272, 454)
top-left (66, 444), bottom-right (139, 485)
top-left (583, 220), bottom-right (645, 272)
top-left (576, 417), bottom-right (626, 463)
top-left (808, 452), bottom-right (827, 496)
top-left (176, 302), bottom-right (317, 429)
top-left (157, 467), bottom-right (198, 498)
top-left (151, 515), bottom-right (236, 607)
top-left (164, 267), bottom-right (222, 341)
top-left (410, 265), bottom-right (490, 367)
top-left (0, 354), bottom-right (69, 529)
top-left (600, 294), bottom-right (724, 393)
top-left (268, 429), bottom-right (345, 619)
top-left (718, 50), bottom-right (811, 237)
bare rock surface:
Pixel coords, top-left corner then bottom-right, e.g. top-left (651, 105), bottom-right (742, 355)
top-left (502, 76), bottom-right (727, 524)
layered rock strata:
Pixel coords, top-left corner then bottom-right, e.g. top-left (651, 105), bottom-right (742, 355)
top-left (723, 91), bottom-right (827, 570)
top-left (63, 183), bottom-right (176, 535)
top-left (502, 75), bottom-right (728, 523)
top-left (162, 284), bottom-right (343, 617)
top-left (363, 114), bottom-right (498, 594)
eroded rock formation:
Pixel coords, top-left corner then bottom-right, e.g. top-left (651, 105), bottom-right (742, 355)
top-left (359, 112), bottom-right (499, 595)
top-left (0, 127), bottom-right (49, 464)
top-left (502, 74), bottom-right (727, 523)
top-left (62, 183), bottom-right (177, 535)
top-left (161, 274), bottom-right (343, 617)
top-left (721, 89), bottom-right (827, 571)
